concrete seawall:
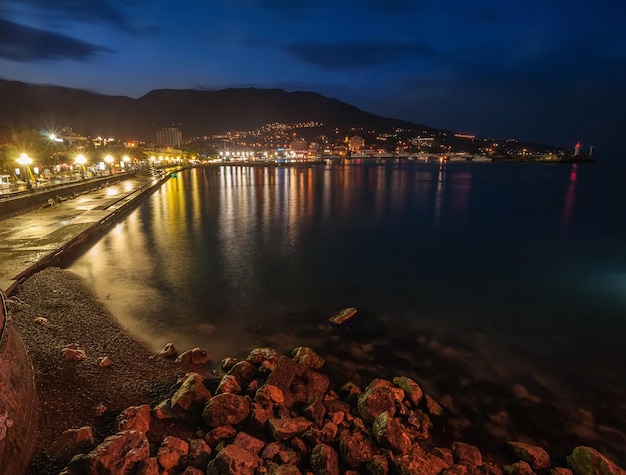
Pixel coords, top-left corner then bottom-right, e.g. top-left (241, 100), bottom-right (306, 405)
top-left (0, 168), bottom-right (178, 474)
top-left (0, 172), bottom-right (135, 222)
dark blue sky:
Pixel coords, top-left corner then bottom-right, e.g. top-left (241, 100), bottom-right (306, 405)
top-left (1, 0), bottom-right (625, 154)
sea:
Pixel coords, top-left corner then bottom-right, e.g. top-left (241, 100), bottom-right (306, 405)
top-left (65, 159), bottom-right (626, 464)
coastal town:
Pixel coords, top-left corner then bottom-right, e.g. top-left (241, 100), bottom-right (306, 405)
top-left (0, 122), bottom-right (591, 193)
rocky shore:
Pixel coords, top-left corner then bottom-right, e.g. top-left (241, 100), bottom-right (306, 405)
top-left (7, 267), bottom-right (626, 475)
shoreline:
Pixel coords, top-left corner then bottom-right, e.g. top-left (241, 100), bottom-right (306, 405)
top-left (8, 267), bottom-right (626, 474)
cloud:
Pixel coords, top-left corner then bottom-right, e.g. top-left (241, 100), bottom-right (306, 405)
top-left (285, 40), bottom-right (436, 69)
top-left (2, 0), bottom-right (153, 35)
top-left (0, 18), bottom-right (111, 61)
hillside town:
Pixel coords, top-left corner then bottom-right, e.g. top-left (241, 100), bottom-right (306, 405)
top-left (1, 122), bottom-right (587, 193)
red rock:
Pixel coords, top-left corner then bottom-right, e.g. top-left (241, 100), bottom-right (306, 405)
top-left (202, 393), bottom-right (251, 427)
top-left (205, 425), bottom-right (237, 448)
top-left (157, 436), bottom-right (189, 470)
top-left (390, 444), bottom-right (451, 475)
top-left (292, 347), bottom-right (325, 369)
top-left (566, 446), bottom-right (626, 475)
top-left (49, 426), bottom-right (95, 463)
top-left (372, 412), bottom-right (411, 455)
top-left (311, 443), bottom-right (340, 475)
top-left (233, 431), bottom-right (266, 456)
top-left (206, 444), bottom-right (259, 475)
top-left (84, 430), bottom-right (150, 474)
top-left (176, 347), bottom-right (211, 365)
top-left (268, 417), bottom-right (313, 441)
top-left (338, 433), bottom-right (374, 469)
top-left (507, 441), bottom-right (551, 472)
top-left (116, 404), bottom-right (151, 433)
top-left (171, 373), bottom-right (212, 412)
top-left (357, 386), bottom-right (397, 423)
top-left (452, 441), bottom-right (483, 466)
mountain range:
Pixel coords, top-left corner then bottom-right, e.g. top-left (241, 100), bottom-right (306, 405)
top-left (0, 79), bottom-right (437, 142)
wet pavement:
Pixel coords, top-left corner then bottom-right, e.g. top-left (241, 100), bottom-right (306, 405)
top-left (0, 172), bottom-right (170, 294)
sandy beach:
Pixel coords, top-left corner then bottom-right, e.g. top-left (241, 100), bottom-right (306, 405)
top-left (9, 267), bottom-right (186, 474)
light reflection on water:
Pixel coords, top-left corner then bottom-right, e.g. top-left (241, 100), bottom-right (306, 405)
top-left (66, 161), bottom-right (626, 461)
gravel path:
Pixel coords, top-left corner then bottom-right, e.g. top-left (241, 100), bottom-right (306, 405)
top-left (9, 267), bottom-right (185, 474)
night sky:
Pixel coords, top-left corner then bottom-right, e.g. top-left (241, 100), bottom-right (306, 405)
top-left (1, 1), bottom-right (625, 155)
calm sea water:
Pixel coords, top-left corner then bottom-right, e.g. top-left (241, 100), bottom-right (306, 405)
top-left (66, 160), bottom-right (626, 462)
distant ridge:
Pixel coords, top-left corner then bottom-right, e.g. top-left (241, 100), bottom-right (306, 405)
top-left (0, 79), bottom-right (436, 141)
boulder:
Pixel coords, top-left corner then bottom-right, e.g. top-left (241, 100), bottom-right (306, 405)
top-left (392, 376), bottom-right (424, 406)
top-left (181, 467), bottom-right (205, 475)
top-left (206, 444), bottom-right (259, 475)
top-left (444, 465), bottom-right (470, 475)
top-left (176, 347), bottom-right (211, 365)
top-left (292, 347), bottom-right (325, 369)
top-left (136, 456), bottom-right (159, 475)
top-left (216, 374), bottom-right (242, 395)
top-left (373, 412), bottom-right (411, 454)
top-left (228, 360), bottom-right (258, 383)
top-left (247, 347), bottom-right (281, 366)
top-left (205, 425), bottom-right (238, 448)
top-left (220, 357), bottom-right (240, 371)
top-left (425, 394), bottom-right (445, 417)
top-left (504, 461), bottom-right (536, 475)
top-left (268, 417), bottom-right (313, 441)
top-left (566, 446), bottom-right (626, 475)
top-left (357, 386), bottom-right (397, 423)
top-left (202, 393), bottom-right (251, 427)
top-left (255, 384), bottom-right (286, 407)
top-left (272, 465), bottom-right (304, 475)
top-left (74, 430), bottom-right (150, 474)
top-left (152, 399), bottom-right (178, 420)
top-left (405, 409), bottom-right (433, 440)
top-left (265, 356), bottom-right (307, 408)
top-left (185, 438), bottom-right (212, 469)
top-left (157, 436), bottom-right (189, 470)
top-left (233, 431), bottom-right (266, 456)
top-left (310, 443), bottom-right (339, 475)
top-left (390, 444), bottom-right (451, 475)
top-left (48, 426), bottom-right (95, 463)
top-left (452, 441), bottom-right (483, 467)
top-left (171, 373), bottom-right (212, 413)
top-left (160, 343), bottom-right (178, 359)
top-left (116, 405), bottom-right (151, 433)
top-left (507, 441), bottom-right (551, 472)
top-left (338, 433), bottom-right (374, 469)
top-left (366, 454), bottom-right (390, 475)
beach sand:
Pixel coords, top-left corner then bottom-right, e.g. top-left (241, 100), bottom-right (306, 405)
top-left (9, 267), bottom-right (185, 475)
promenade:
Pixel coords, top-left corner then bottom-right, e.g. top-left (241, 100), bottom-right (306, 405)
top-left (0, 170), bottom-right (172, 295)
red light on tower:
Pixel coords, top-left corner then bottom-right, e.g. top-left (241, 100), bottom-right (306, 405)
top-left (574, 143), bottom-right (581, 156)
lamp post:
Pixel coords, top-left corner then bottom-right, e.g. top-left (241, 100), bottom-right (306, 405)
top-left (122, 155), bottom-right (130, 170)
top-left (16, 153), bottom-right (33, 190)
top-left (104, 155), bottom-right (114, 175)
top-left (75, 154), bottom-right (87, 179)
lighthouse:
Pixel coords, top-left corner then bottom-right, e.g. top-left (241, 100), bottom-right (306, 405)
top-left (574, 142), bottom-right (581, 156)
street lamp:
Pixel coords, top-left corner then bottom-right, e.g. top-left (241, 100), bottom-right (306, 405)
top-left (122, 155), bottom-right (130, 169)
top-left (75, 154), bottom-right (87, 179)
top-left (104, 155), bottom-right (114, 175)
top-left (16, 153), bottom-right (33, 189)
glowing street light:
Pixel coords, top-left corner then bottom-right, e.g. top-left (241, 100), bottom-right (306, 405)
top-left (121, 155), bottom-right (130, 169)
top-left (104, 155), bottom-right (114, 175)
top-left (16, 153), bottom-right (33, 189)
top-left (75, 154), bottom-right (87, 179)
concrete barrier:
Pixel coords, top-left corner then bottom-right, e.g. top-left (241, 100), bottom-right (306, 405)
top-left (0, 172), bottom-right (136, 221)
